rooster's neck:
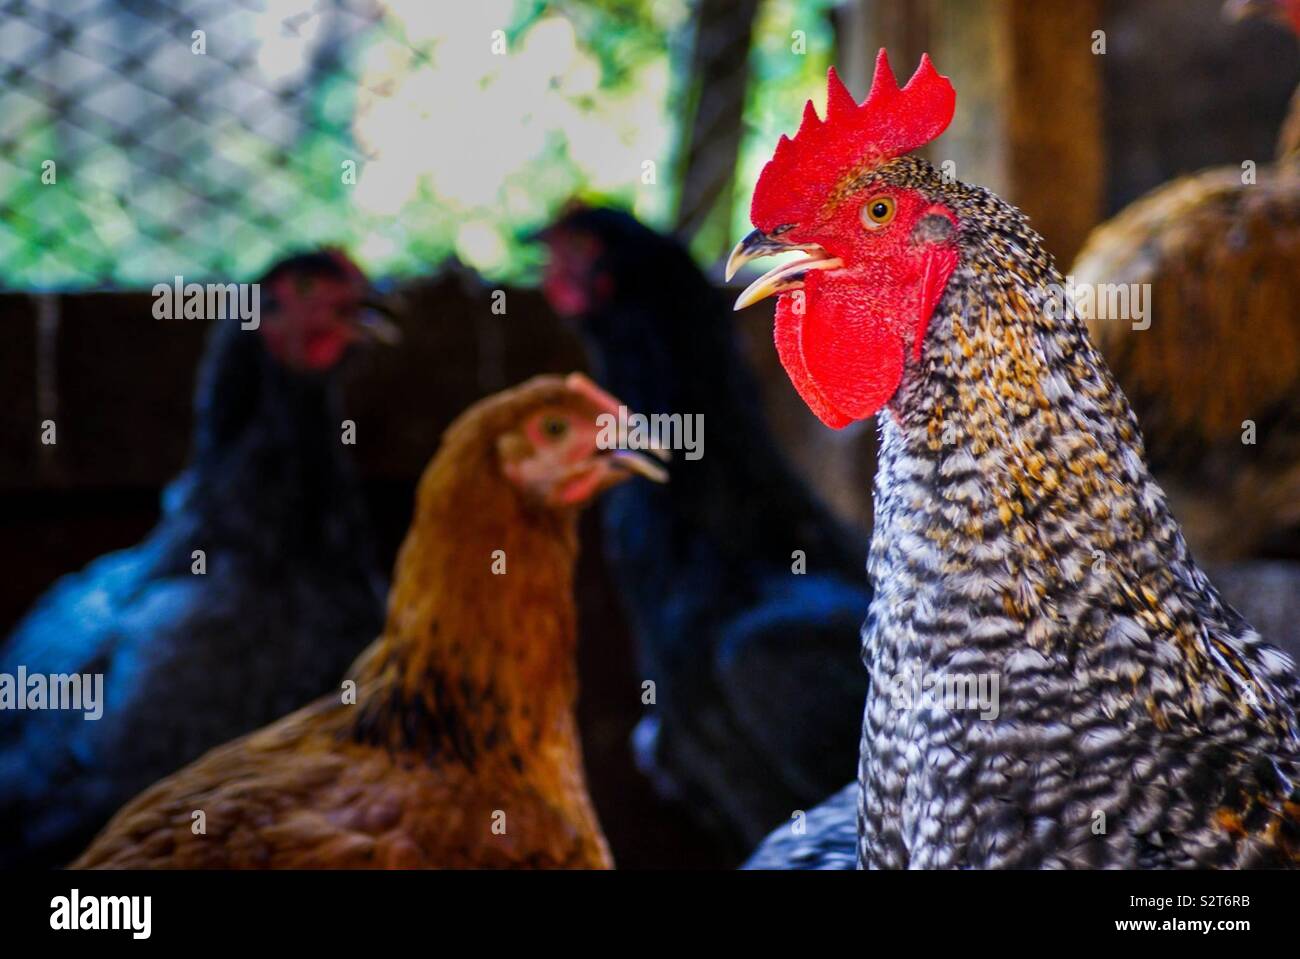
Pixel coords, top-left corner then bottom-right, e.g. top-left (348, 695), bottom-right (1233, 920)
top-left (858, 209), bottom-right (1299, 868)
top-left (869, 217), bottom-right (1292, 720)
top-left (878, 226), bottom-right (1163, 604)
top-left (348, 449), bottom-right (584, 770)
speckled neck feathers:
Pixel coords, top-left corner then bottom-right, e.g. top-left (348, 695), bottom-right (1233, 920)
top-left (858, 158), bottom-right (1300, 868)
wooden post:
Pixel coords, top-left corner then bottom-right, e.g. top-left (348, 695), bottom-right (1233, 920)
top-left (1001, 0), bottom-right (1105, 266)
top-left (673, 0), bottom-right (761, 254)
top-left (934, 0), bottom-right (1104, 265)
top-left (842, 0), bottom-right (1105, 265)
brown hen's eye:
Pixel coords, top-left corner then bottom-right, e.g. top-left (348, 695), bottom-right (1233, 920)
top-left (542, 417), bottom-right (569, 438)
top-left (861, 196), bottom-right (896, 229)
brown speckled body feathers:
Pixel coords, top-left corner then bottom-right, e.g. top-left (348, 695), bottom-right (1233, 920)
top-left (1072, 113), bottom-right (1300, 561)
top-left (74, 381), bottom-right (612, 869)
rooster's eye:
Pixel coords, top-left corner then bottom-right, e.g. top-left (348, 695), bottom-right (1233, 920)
top-left (861, 197), bottom-right (896, 230)
top-left (542, 417), bottom-right (569, 439)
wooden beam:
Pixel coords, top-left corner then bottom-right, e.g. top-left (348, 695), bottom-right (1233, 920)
top-left (924, 0), bottom-right (1104, 265)
top-left (673, 0), bottom-right (761, 252)
top-left (1003, 0), bottom-right (1105, 265)
top-left (0, 281), bottom-right (586, 492)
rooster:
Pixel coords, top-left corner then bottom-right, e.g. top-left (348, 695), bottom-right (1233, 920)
top-left (0, 252), bottom-right (394, 869)
top-left (733, 51), bottom-right (1300, 868)
top-left (539, 207), bottom-right (869, 852)
top-left (72, 374), bottom-right (667, 869)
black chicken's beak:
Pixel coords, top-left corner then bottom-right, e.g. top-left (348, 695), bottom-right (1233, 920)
top-left (1223, 0), bottom-right (1283, 23)
top-left (353, 294), bottom-right (403, 345)
top-left (725, 229), bottom-right (843, 311)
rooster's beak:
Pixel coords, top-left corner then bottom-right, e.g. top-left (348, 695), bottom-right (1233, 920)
top-left (725, 229), bottom-right (842, 311)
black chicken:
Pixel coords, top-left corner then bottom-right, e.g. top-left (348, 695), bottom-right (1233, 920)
top-left (0, 251), bottom-right (393, 869)
top-left (539, 208), bottom-right (870, 853)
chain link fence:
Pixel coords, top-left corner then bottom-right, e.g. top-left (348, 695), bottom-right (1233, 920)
top-left (0, 0), bottom-right (840, 291)
top-left (0, 0), bottom-right (411, 289)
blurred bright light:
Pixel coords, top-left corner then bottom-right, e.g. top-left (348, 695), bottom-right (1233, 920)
top-left (455, 220), bottom-right (508, 271)
top-left (355, 158), bottom-right (419, 216)
top-left (348, 3), bottom-right (690, 280)
top-left (253, 0), bottom-right (321, 85)
top-left (358, 231), bottom-right (398, 264)
top-left (0, 0), bottom-right (835, 289)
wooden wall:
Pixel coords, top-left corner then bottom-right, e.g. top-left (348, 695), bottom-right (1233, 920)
top-left (0, 272), bottom-right (852, 870)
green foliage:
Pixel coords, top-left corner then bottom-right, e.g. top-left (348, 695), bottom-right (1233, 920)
top-left (733, 0), bottom-right (838, 247)
top-left (0, 0), bottom-right (835, 289)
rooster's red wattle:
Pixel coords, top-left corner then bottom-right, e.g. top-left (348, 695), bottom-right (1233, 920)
top-left (738, 50), bottom-right (1300, 870)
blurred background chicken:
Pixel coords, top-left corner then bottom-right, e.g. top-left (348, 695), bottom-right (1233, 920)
top-left (1071, 0), bottom-right (1300, 593)
top-left (539, 207), bottom-right (869, 854)
top-left (0, 252), bottom-right (393, 869)
top-left (73, 374), bottom-right (667, 869)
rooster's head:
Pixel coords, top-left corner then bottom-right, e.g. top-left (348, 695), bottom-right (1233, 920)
top-left (728, 50), bottom-right (958, 428)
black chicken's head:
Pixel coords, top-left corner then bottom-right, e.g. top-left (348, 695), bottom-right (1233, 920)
top-left (536, 206), bottom-right (717, 328)
top-left (256, 250), bottom-right (399, 373)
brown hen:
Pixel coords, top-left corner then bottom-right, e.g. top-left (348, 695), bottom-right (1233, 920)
top-left (1071, 0), bottom-right (1300, 563)
top-left (72, 373), bottom-right (668, 869)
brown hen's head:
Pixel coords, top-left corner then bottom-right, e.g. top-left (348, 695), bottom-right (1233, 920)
top-left (727, 50), bottom-right (958, 429)
top-left (443, 373), bottom-right (669, 511)
top-left (257, 249), bottom-right (400, 372)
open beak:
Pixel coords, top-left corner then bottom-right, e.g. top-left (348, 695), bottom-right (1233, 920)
top-left (352, 295), bottom-right (403, 345)
top-left (606, 447), bottom-right (670, 484)
top-left (564, 371), bottom-right (671, 485)
top-left (725, 228), bottom-right (842, 311)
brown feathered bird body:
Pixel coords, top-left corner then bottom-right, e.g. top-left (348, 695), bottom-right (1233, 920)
top-left (1072, 6), bottom-right (1300, 562)
top-left (75, 379), bottom-right (617, 869)
top-left (1072, 160), bottom-right (1300, 561)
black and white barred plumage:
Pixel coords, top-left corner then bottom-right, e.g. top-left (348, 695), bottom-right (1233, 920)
top-left (748, 157), bottom-right (1300, 870)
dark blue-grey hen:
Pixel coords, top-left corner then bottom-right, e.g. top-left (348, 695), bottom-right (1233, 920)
top-left (0, 252), bottom-right (392, 869)
top-left (540, 208), bottom-right (870, 853)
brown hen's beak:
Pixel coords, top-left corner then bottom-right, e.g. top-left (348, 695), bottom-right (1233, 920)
top-left (563, 372), bottom-right (671, 484)
top-left (725, 229), bottom-right (842, 311)
top-left (607, 448), bottom-right (670, 483)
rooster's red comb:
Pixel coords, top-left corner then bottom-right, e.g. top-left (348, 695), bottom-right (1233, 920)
top-left (749, 49), bottom-right (955, 231)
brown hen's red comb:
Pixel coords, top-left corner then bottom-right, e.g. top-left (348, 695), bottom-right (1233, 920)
top-left (749, 49), bottom-right (955, 231)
